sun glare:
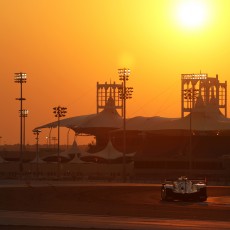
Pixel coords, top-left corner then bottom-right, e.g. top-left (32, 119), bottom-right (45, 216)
top-left (176, 0), bottom-right (208, 29)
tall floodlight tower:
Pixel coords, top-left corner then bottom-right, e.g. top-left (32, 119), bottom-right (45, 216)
top-left (20, 109), bottom-right (29, 152)
top-left (118, 68), bottom-right (133, 182)
top-left (183, 88), bottom-right (198, 176)
top-left (14, 72), bottom-right (27, 175)
top-left (53, 106), bottom-right (67, 178)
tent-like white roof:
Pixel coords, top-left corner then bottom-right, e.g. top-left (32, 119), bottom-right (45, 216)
top-left (62, 139), bottom-right (81, 155)
top-left (76, 97), bottom-right (122, 129)
top-left (34, 95), bottom-right (230, 134)
top-left (31, 154), bottom-right (46, 163)
top-left (34, 97), bottom-right (122, 135)
top-left (65, 140), bottom-right (88, 163)
top-left (126, 96), bottom-right (230, 131)
top-left (0, 154), bottom-right (5, 163)
top-left (42, 139), bottom-right (81, 162)
top-left (69, 153), bottom-right (86, 163)
top-left (80, 140), bottom-right (135, 160)
top-left (35, 113), bottom-right (95, 129)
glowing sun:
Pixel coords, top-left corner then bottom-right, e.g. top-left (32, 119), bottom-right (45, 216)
top-left (176, 0), bottom-right (208, 29)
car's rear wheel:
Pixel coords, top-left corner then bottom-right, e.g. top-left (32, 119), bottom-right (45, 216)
top-left (161, 187), bottom-right (166, 201)
top-left (161, 187), bottom-right (173, 201)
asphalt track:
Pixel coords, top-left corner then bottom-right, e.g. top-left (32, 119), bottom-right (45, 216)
top-left (0, 181), bottom-right (229, 229)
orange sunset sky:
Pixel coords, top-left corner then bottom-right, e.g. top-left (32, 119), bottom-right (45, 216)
top-left (1, 0), bottom-right (230, 145)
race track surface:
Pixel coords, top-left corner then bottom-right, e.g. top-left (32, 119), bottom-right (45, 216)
top-left (0, 182), bottom-right (229, 222)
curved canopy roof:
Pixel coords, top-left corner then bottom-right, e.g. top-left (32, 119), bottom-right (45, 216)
top-left (35, 97), bottom-right (122, 135)
top-left (76, 97), bottom-right (122, 129)
top-left (126, 116), bottom-right (178, 131)
top-left (126, 95), bottom-right (230, 131)
top-left (34, 95), bottom-right (230, 134)
top-left (35, 113), bottom-right (95, 129)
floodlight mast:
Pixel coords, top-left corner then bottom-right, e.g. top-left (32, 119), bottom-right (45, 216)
top-left (14, 72), bottom-right (27, 176)
top-left (33, 129), bottom-right (41, 178)
top-left (118, 68), bottom-right (133, 182)
top-left (20, 109), bottom-right (29, 152)
top-left (53, 106), bottom-right (67, 178)
top-left (183, 88), bottom-right (198, 176)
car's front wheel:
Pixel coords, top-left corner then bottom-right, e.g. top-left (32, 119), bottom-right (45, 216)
top-left (198, 187), bottom-right (207, 202)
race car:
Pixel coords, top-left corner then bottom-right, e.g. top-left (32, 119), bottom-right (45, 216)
top-left (161, 176), bottom-right (207, 201)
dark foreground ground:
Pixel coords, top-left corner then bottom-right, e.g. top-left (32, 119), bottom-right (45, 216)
top-left (0, 227), bottom-right (88, 230)
top-left (0, 184), bottom-right (230, 229)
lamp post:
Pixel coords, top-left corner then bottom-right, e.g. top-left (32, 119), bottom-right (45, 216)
top-left (53, 106), bottom-right (67, 178)
top-left (0, 136), bottom-right (2, 151)
top-left (67, 128), bottom-right (71, 149)
top-left (33, 129), bottom-right (41, 178)
top-left (14, 72), bottom-right (27, 175)
top-left (48, 127), bottom-right (53, 149)
top-left (184, 88), bottom-right (198, 176)
top-left (20, 109), bottom-right (29, 152)
top-left (118, 68), bottom-right (133, 182)
top-left (52, 136), bottom-right (57, 149)
top-left (45, 136), bottom-right (49, 149)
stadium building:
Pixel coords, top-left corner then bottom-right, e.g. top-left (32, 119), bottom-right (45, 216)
top-left (1, 73), bottom-right (230, 181)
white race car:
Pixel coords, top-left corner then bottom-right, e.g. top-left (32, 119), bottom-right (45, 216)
top-left (161, 176), bottom-right (207, 202)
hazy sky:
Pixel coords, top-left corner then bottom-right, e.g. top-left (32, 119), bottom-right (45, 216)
top-left (1, 0), bottom-right (230, 145)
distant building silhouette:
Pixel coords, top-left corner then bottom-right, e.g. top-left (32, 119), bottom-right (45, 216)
top-left (181, 73), bottom-right (227, 117)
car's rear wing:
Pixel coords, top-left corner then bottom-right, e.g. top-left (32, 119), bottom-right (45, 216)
top-left (190, 178), bottom-right (207, 184)
top-left (162, 177), bottom-right (207, 184)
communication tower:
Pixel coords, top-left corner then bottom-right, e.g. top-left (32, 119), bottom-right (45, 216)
top-left (181, 73), bottom-right (227, 117)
